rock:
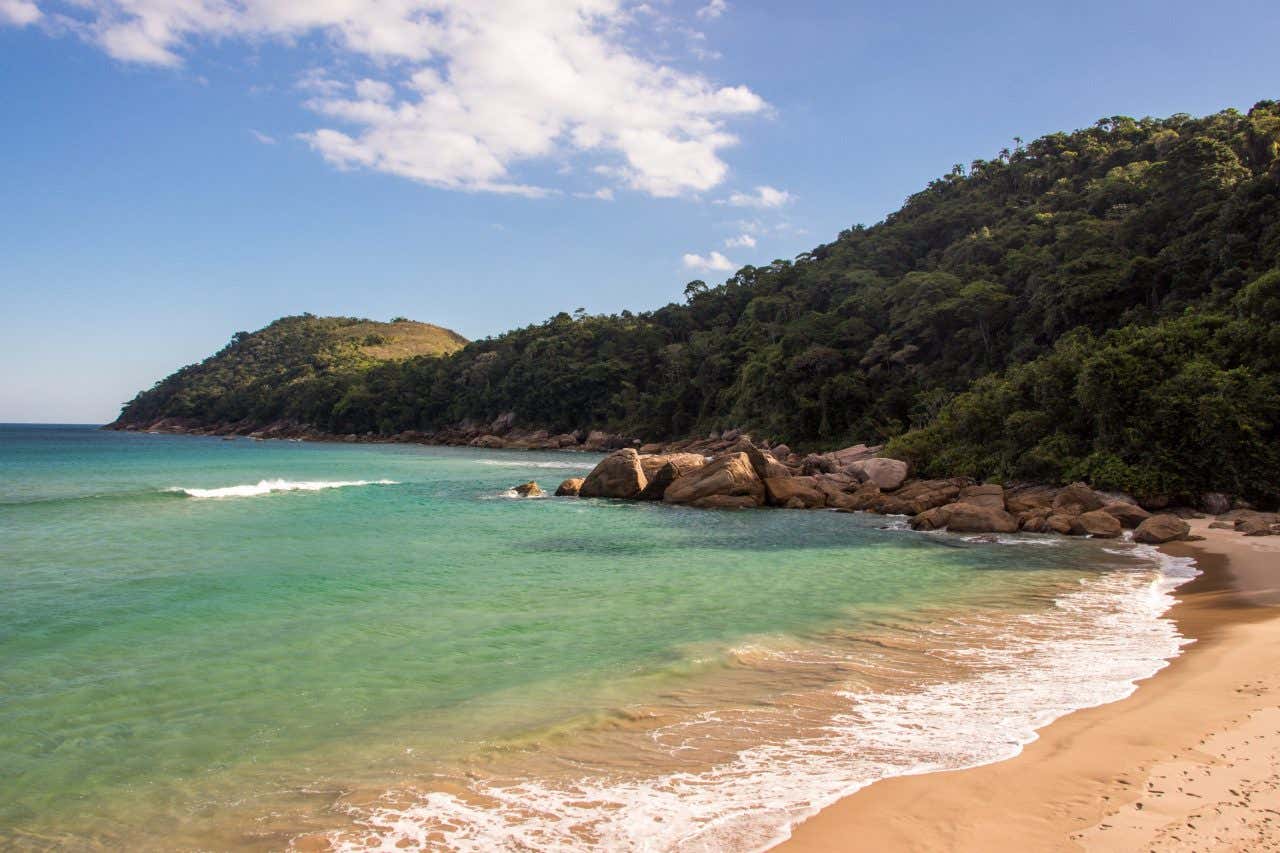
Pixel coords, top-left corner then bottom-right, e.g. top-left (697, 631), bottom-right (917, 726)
top-left (847, 458), bottom-right (909, 491)
top-left (828, 444), bottom-right (882, 467)
top-left (721, 428), bottom-right (743, 442)
top-left (579, 448), bottom-right (648, 499)
top-left (737, 443), bottom-right (792, 481)
top-left (1133, 514), bottom-right (1191, 544)
top-left (1017, 508), bottom-right (1052, 532)
top-left (1238, 514), bottom-right (1278, 536)
top-left (1052, 482), bottom-right (1104, 515)
top-left (551, 433), bottom-right (580, 448)
top-left (469, 434), bottom-right (507, 448)
top-left (1200, 492), bottom-right (1231, 515)
top-left (637, 453), bottom-right (707, 501)
top-left (513, 481), bottom-right (544, 497)
top-left (942, 502), bottom-right (1019, 534)
top-left (800, 453), bottom-right (836, 476)
top-left (958, 483), bottom-right (1005, 510)
top-left (909, 505), bottom-right (952, 531)
top-left (639, 442), bottom-right (665, 454)
top-left (1138, 494), bottom-right (1171, 511)
top-left (555, 477), bottom-right (585, 497)
top-left (827, 482), bottom-right (882, 512)
top-left (663, 452), bottom-right (765, 508)
top-left (1005, 485), bottom-right (1059, 514)
top-left (1208, 521), bottom-right (1235, 530)
top-left (1045, 514), bottom-right (1076, 535)
top-left (873, 479), bottom-right (965, 516)
top-left (783, 497), bottom-right (807, 509)
top-left (1100, 501), bottom-right (1151, 529)
top-left (771, 444), bottom-right (792, 459)
top-left (489, 412), bottom-right (516, 434)
top-left (764, 476), bottom-right (826, 509)
top-left (1167, 506), bottom-right (1205, 519)
top-left (691, 494), bottom-right (758, 509)
top-left (1078, 509), bottom-right (1122, 538)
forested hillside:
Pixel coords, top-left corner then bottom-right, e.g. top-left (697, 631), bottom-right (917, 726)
top-left (113, 103), bottom-right (1280, 503)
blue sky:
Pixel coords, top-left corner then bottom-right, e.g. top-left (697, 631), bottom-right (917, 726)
top-left (2, 0), bottom-right (1278, 423)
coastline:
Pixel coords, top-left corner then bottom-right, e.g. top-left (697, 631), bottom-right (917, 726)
top-left (779, 518), bottom-right (1280, 852)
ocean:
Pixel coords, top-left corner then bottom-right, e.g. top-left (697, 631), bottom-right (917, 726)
top-left (0, 424), bottom-right (1195, 850)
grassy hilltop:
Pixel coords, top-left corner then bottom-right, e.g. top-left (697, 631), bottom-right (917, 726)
top-left (114, 102), bottom-right (1280, 504)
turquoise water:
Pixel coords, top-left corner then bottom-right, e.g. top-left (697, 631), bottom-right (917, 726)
top-left (0, 425), bottom-right (1190, 850)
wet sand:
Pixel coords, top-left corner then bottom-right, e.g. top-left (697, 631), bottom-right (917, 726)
top-left (780, 518), bottom-right (1280, 852)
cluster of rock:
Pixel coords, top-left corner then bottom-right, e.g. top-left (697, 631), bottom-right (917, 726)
top-left (548, 437), bottom-right (1218, 545)
top-left (1208, 510), bottom-right (1280, 536)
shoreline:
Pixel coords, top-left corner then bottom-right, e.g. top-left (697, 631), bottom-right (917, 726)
top-left (778, 518), bottom-right (1280, 851)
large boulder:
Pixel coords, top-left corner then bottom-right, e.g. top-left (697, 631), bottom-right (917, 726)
top-left (663, 452), bottom-right (765, 508)
top-left (764, 476), bottom-right (826, 509)
top-left (1200, 492), bottom-right (1232, 515)
top-left (1005, 485), bottom-right (1060, 514)
top-left (943, 502), bottom-right (1019, 534)
top-left (579, 448), bottom-right (648, 499)
top-left (1133, 514), bottom-right (1191, 544)
top-left (1078, 509), bottom-right (1122, 538)
top-left (847, 458), bottom-right (909, 491)
top-left (828, 444), bottom-right (882, 467)
top-left (800, 453), bottom-right (837, 475)
top-left (555, 477), bottom-right (584, 497)
top-left (873, 479), bottom-right (965, 515)
top-left (637, 453), bottom-right (707, 501)
top-left (958, 483), bottom-right (1005, 509)
top-left (1101, 501), bottom-right (1151, 529)
top-left (1052, 482), bottom-right (1104, 515)
top-left (469, 434), bottom-right (507, 449)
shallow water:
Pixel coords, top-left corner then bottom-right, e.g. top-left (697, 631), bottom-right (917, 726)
top-left (0, 425), bottom-right (1194, 850)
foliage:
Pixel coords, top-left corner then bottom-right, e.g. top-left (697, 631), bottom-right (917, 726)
top-left (116, 103), bottom-right (1280, 502)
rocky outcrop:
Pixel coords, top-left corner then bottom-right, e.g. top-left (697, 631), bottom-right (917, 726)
top-left (513, 481), bottom-right (544, 497)
top-left (469, 434), bottom-right (507, 449)
top-left (1005, 485), bottom-right (1059, 514)
top-left (637, 453), bottom-right (708, 501)
top-left (663, 452), bottom-right (765, 508)
top-left (847, 458), bottom-right (909, 491)
top-left (873, 479), bottom-right (966, 515)
top-left (958, 483), bottom-right (1005, 509)
top-left (1052, 482), bottom-right (1105, 515)
top-left (1200, 492), bottom-right (1232, 515)
top-left (555, 477), bottom-right (584, 497)
top-left (579, 448), bottom-right (648, 499)
top-left (1235, 511), bottom-right (1280, 536)
top-left (764, 476), bottom-right (826, 509)
top-left (1133, 514), bottom-right (1192, 544)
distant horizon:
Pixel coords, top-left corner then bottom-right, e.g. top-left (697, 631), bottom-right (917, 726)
top-left (4, 0), bottom-right (1280, 422)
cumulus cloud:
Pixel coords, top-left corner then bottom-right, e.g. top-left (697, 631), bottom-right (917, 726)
top-left (9, 0), bottom-right (768, 198)
top-left (682, 250), bottom-right (735, 272)
top-left (0, 0), bottom-right (40, 25)
top-left (724, 233), bottom-right (756, 248)
top-left (696, 0), bottom-right (727, 20)
top-left (249, 129), bottom-right (276, 145)
top-left (721, 185), bottom-right (793, 208)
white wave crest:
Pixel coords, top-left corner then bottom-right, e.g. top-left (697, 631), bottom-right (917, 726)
top-left (475, 459), bottom-right (591, 470)
top-left (167, 479), bottom-right (398, 499)
top-left (329, 546), bottom-right (1197, 852)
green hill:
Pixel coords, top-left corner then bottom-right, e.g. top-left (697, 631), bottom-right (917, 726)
top-left (109, 315), bottom-right (466, 430)
top-left (112, 102), bottom-right (1280, 504)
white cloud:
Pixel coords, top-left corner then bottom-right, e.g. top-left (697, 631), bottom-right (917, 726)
top-left (696, 0), bottom-right (728, 20)
top-left (722, 185), bottom-right (794, 208)
top-left (9, 0), bottom-right (768, 198)
top-left (574, 187), bottom-right (614, 201)
top-left (249, 129), bottom-right (276, 145)
top-left (724, 233), bottom-right (755, 248)
top-left (0, 0), bottom-right (40, 25)
top-left (682, 250), bottom-right (735, 272)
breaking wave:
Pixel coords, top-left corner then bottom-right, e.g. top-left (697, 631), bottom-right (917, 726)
top-left (167, 479), bottom-right (398, 499)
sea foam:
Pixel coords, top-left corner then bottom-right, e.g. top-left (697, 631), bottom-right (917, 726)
top-left (327, 545), bottom-right (1197, 852)
top-left (168, 479), bottom-right (398, 499)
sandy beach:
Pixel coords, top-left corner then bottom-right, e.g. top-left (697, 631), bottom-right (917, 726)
top-left (781, 518), bottom-right (1280, 852)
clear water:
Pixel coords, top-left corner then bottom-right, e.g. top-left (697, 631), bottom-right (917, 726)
top-left (0, 425), bottom-right (1194, 850)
